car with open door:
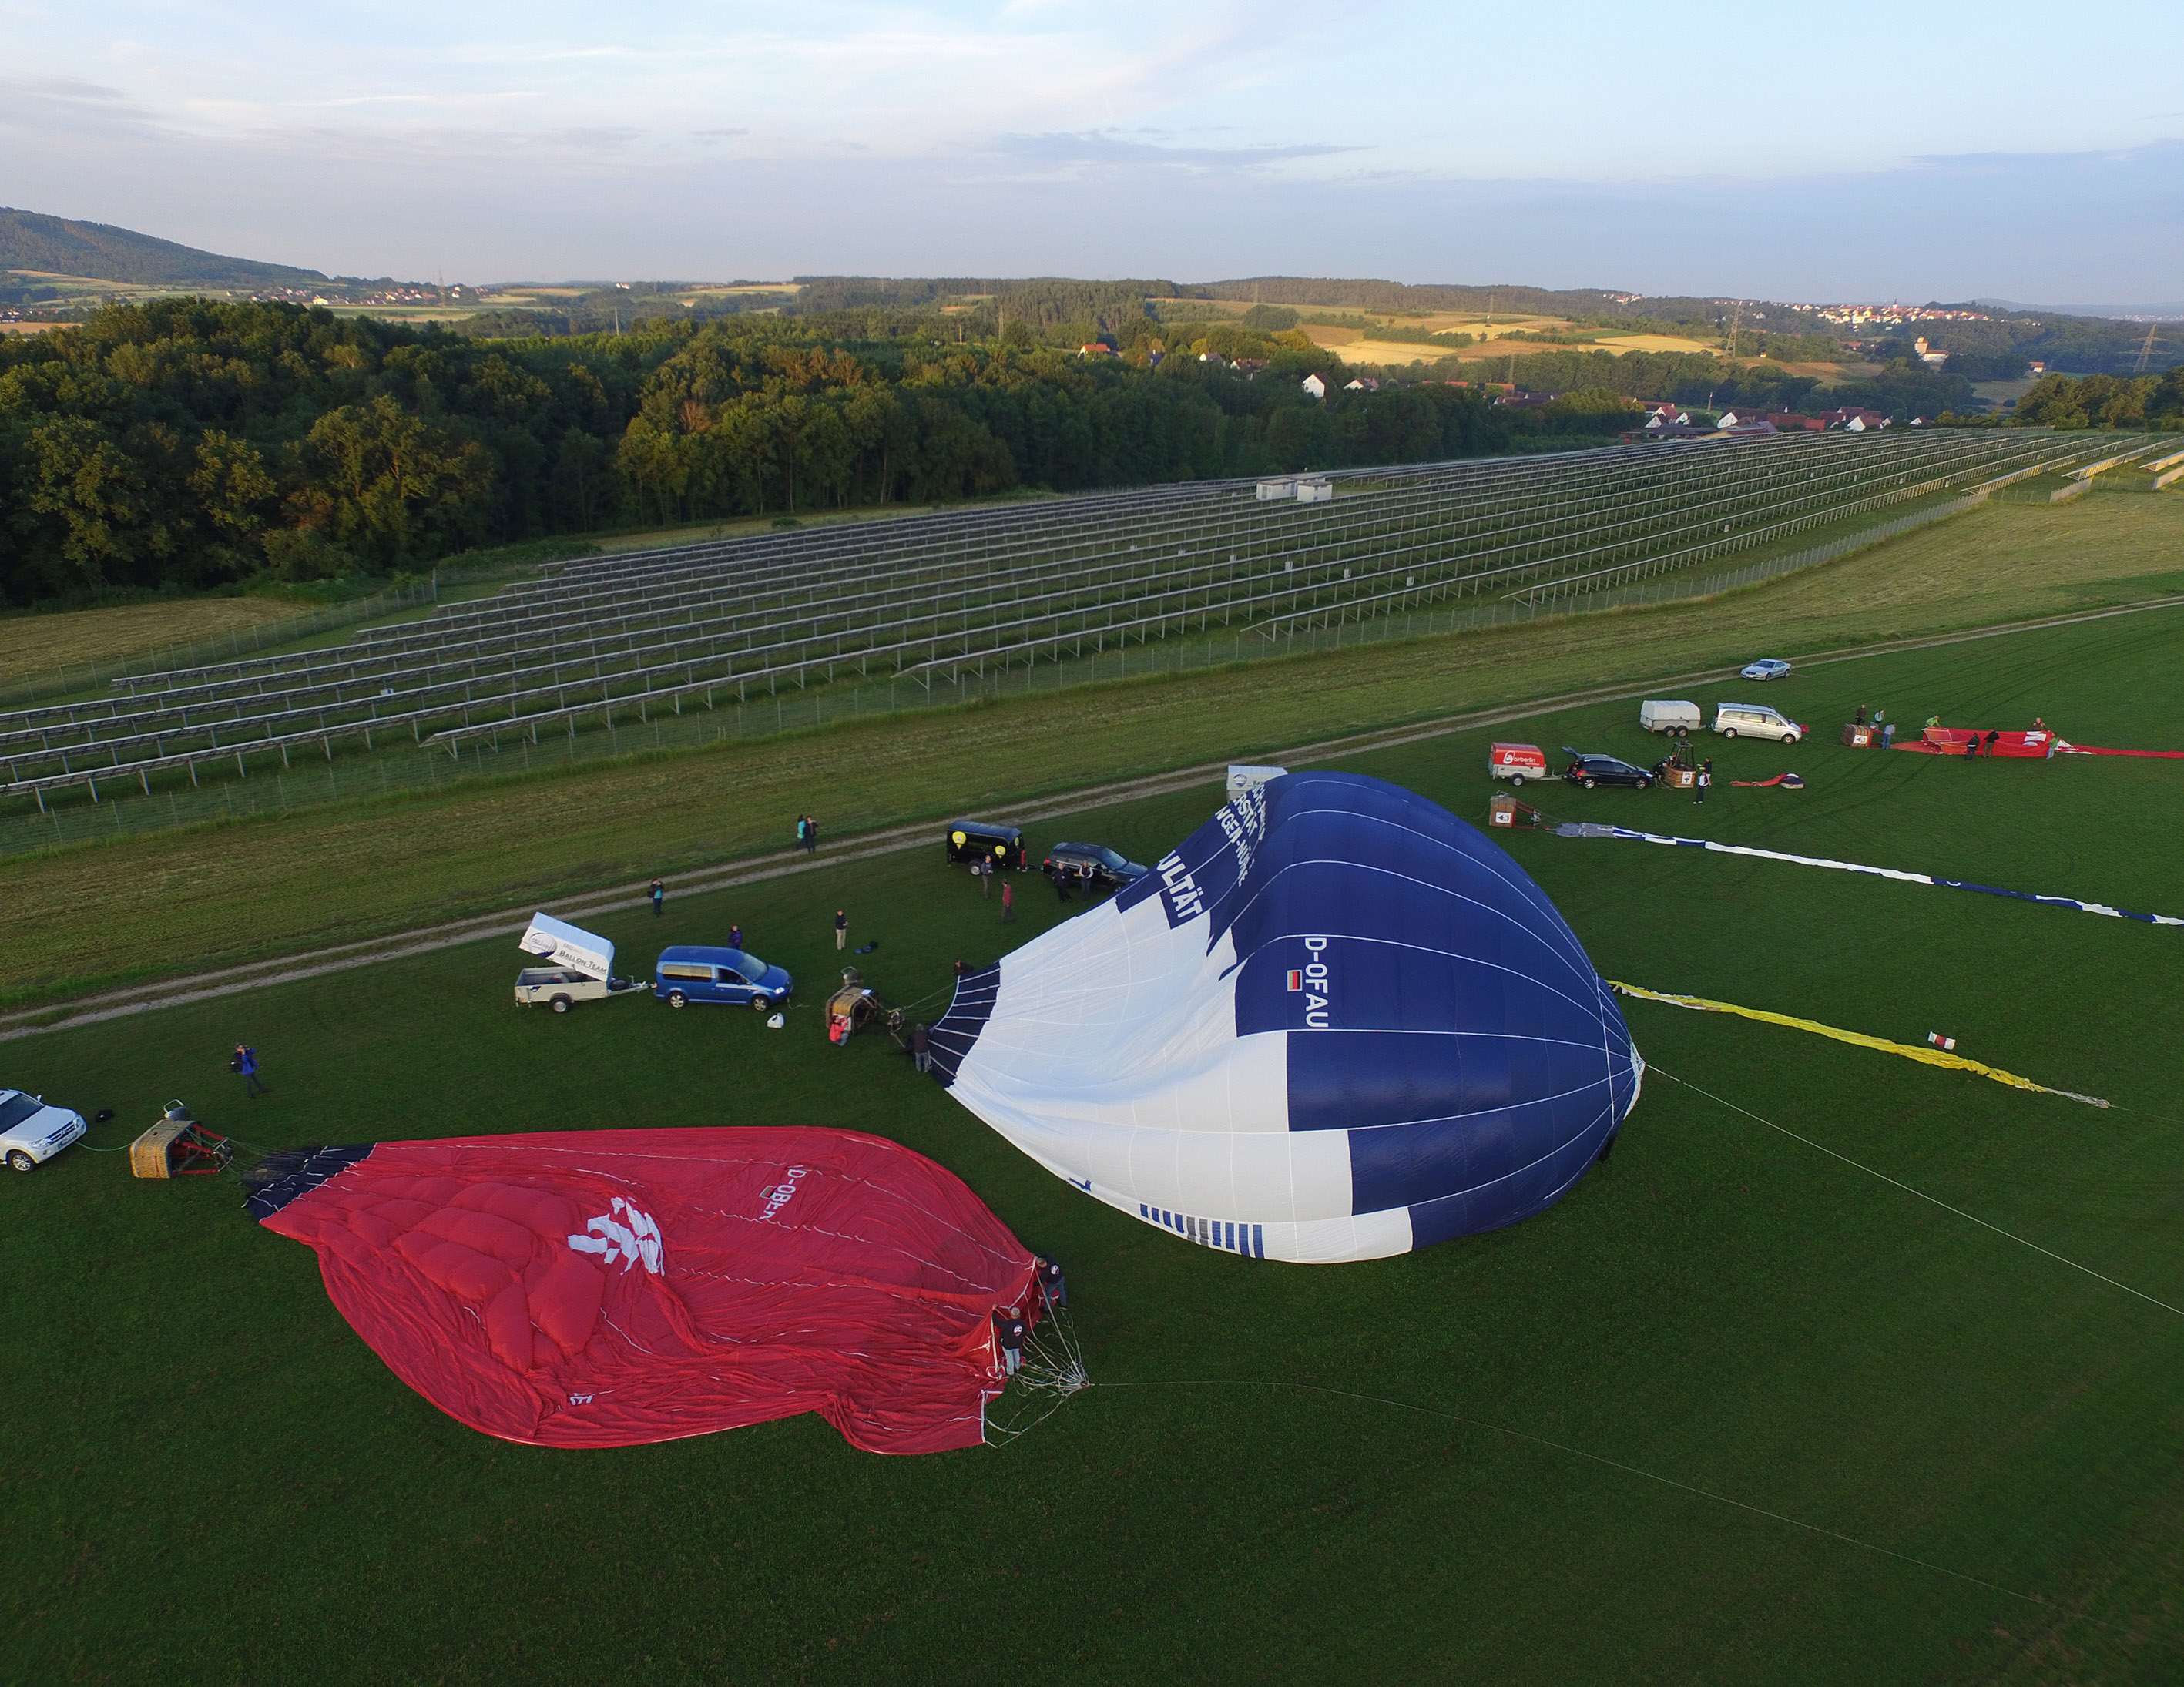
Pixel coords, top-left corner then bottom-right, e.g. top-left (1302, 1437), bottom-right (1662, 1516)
top-left (1560, 748), bottom-right (1654, 790)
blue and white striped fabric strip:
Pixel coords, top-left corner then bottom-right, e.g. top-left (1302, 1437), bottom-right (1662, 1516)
top-left (1139, 1205), bottom-right (1266, 1257)
top-left (1555, 824), bottom-right (2184, 927)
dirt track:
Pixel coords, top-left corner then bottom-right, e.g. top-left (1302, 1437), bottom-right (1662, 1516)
top-left (4, 592), bottom-right (2176, 1045)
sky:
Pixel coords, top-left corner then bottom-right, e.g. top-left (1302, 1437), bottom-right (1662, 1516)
top-left (4, 0), bottom-right (2182, 305)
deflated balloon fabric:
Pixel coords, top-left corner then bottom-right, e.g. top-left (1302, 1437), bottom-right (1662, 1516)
top-left (928, 771), bottom-right (1641, 1263)
top-left (247, 1129), bottom-right (1040, 1453)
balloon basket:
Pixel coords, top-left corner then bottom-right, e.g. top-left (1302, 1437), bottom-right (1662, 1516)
top-left (1486, 793), bottom-right (1542, 830)
top-left (130, 1103), bottom-right (235, 1178)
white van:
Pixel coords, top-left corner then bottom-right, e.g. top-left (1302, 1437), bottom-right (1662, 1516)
top-left (1712, 702), bottom-right (1804, 744)
top-left (1638, 699), bottom-right (1702, 734)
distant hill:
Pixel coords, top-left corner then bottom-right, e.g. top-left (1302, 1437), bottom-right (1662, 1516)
top-left (0, 206), bottom-right (326, 287)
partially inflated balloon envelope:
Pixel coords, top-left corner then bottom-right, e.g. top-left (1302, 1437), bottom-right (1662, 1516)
top-left (930, 772), bottom-right (1642, 1263)
top-left (247, 1129), bottom-right (1039, 1453)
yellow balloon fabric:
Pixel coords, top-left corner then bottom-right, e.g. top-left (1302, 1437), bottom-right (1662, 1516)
top-left (1608, 981), bottom-right (2109, 1108)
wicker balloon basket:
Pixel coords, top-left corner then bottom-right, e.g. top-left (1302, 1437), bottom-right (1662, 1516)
top-left (129, 1104), bottom-right (234, 1179)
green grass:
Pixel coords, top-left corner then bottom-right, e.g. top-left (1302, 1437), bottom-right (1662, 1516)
top-left (5, 606), bottom-right (2184, 1680)
top-left (4, 493), bottom-right (2183, 1008)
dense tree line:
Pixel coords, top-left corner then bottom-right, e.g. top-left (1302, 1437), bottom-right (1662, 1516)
top-left (0, 298), bottom-right (1522, 605)
top-left (2008, 370), bottom-right (2184, 429)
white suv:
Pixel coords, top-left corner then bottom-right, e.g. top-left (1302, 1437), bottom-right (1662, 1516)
top-left (1713, 702), bottom-right (1804, 744)
top-left (1, 1089), bottom-right (87, 1172)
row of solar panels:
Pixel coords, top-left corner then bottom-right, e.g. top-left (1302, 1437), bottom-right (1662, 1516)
top-left (53, 429), bottom-right (2013, 729)
top-left (0, 430), bottom-right (2031, 771)
top-left (0, 431), bottom-right (2137, 799)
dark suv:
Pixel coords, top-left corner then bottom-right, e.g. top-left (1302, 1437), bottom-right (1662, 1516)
top-left (1042, 841), bottom-right (1149, 893)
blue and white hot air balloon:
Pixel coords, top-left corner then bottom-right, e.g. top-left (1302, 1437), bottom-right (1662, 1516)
top-left (928, 772), bottom-right (1642, 1263)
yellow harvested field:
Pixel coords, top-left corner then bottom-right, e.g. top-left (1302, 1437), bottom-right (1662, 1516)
top-left (1595, 334), bottom-right (1716, 354)
top-left (1310, 317), bottom-right (1724, 367)
top-left (0, 597), bottom-right (311, 685)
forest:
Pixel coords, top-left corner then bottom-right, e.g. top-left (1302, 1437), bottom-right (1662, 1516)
top-left (0, 298), bottom-right (1527, 605)
top-left (8, 286), bottom-right (2176, 609)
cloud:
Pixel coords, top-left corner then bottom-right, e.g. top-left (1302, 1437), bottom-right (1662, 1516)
top-left (981, 129), bottom-right (1362, 174)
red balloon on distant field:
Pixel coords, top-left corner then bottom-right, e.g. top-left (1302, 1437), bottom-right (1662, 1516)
top-left (247, 1128), bottom-right (1041, 1454)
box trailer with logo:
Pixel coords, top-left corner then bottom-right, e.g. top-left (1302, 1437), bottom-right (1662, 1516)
top-left (1226, 765), bottom-right (1289, 800)
top-left (514, 912), bottom-right (645, 1012)
top-left (1488, 743), bottom-right (1549, 785)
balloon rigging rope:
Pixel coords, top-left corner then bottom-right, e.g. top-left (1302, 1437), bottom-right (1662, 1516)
top-left (1649, 1065), bottom-right (2184, 1321)
top-left (1086, 1376), bottom-right (2134, 1635)
top-left (986, 1298), bottom-right (1091, 1445)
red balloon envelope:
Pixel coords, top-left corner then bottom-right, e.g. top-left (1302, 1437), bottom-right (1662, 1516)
top-left (247, 1129), bottom-right (1040, 1454)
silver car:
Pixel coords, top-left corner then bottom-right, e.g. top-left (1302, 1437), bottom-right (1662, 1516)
top-left (2, 1088), bottom-right (87, 1172)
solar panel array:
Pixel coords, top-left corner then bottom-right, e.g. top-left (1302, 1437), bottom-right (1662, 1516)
top-left (1, 429), bottom-right (2150, 805)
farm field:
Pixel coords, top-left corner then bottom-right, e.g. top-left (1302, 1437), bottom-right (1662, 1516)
top-left (586, 485), bottom-right (1069, 555)
top-left (0, 595), bottom-right (314, 686)
top-left (4, 602), bottom-right (2182, 1681)
top-left (0, 491), bottom-right (2179, 1008)
top-left (1297, 312), bottom-right (1725, 367)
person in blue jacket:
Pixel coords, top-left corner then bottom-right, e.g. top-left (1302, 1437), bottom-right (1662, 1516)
top-left (232, 1043), bottom-right (269, 1099)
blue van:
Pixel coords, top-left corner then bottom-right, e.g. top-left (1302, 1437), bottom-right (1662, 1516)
top-left (653, 945), bottom-right (793, 1010)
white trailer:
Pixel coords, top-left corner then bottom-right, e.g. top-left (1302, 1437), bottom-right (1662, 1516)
top-left (1226, 765), bottom-right (1290, 800)
top-left (1639, 699), bottom-right (1703, 734)
top-left (514, 912), bottom-right (644, 1012)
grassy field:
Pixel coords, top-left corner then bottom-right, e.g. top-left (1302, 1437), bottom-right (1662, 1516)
top-left (5, 605), bottom-right (2182, 1681)
top-left (0, 595), bottom-right (314, 686)
top-left (585, 486), bottom-right (1071, 554)
top-left (2, 494), bottom-right (2181, 1008)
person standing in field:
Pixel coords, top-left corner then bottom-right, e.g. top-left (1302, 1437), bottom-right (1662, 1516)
top-left (794, 816), bottom-right (807, 852)
top-left (649, 877), bottom-right (665, 917)
top-left (835, 908), bottom-right (848, 951)
top-left (996, 1306), bottom-right (1025, 1377)
top-left (978, 857), bottom-right (992, 898)
top-left (1695, 758), bottom-right (1712, 806)
top-left (1001, 879), bottom-right (1015, 924)
top-left (729, 923), bottom-right (743, 951)
top-left (232, 1043), bottom-right (268, 1099)
top-left (807, 817), bottom-right (820, 855)
top-left (910, 1023), bottom-right (931, 1074)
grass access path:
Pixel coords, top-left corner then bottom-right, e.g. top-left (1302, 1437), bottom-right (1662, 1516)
top-left (5, 603), bottom-right (2182, 1682)
top-left (4, 494), bottom-right (2180, 1008)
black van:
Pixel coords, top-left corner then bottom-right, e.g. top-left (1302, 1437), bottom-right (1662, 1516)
top-left (944, 820), bottom-right (1027, 870)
